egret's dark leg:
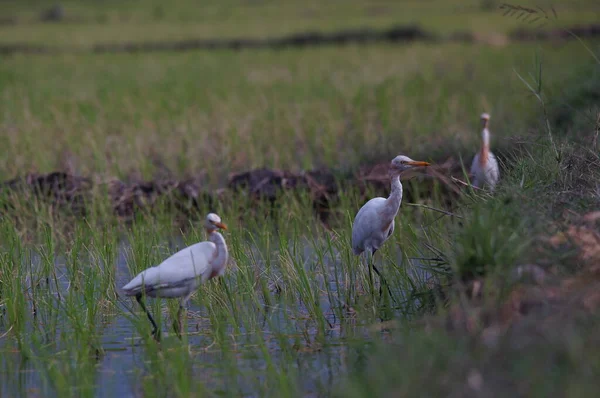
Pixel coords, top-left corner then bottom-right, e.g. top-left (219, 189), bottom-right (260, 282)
top-left (371, 249), bottom-right (397, 305)
top-left (372, 265), bottom-right (398, 305)
top-left (136, 293), bottom-right (160, 340)
top-left (368, 250), bottom-right (382, 300)
top-left (365, 251), bottom-right (375, 298)
top-left (173, 304), bottom-right (185, 339)
top-left (173, 293), bottom-right (192, 339)
top-left (372, 265), bottom-right (385, 297)
top-left (368, 265), bottom-right (374, 296)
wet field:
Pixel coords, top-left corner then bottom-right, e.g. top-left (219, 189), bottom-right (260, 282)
top-left (0, 224), bottom-right (439, 397)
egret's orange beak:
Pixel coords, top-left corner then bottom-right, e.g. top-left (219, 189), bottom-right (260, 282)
top-left (215, 222), bottom-right (228, 230)
top-left (407, 161), bottom-right (431, 167)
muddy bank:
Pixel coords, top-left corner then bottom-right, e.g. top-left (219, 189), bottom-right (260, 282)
top-left (0, 24), bottom-right (431, 56)
top-left (437, 210), bottom-right (600, 348)
top-left (0, 43), bottom-right (56, 56)
top-left (510, 23), bottom-right (600, 41)
top-left (92, 25), bottom-right (431, 53)
top-left (0, 157), bottom-right (474, 224)
top-left (2, 23), bottom-right (599, 56)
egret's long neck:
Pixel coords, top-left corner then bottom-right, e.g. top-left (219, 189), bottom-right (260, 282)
top-left (209, 231), bottom-right (228, 271)
top-left (382, 173), bottom-right (403, 220)
top-left (480, 128), bottom-right (490, 166)
top-left (482, 127), bottom-right (490, 147)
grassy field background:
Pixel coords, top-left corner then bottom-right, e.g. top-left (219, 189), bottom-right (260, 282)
top-left (0, 1), bottom-right (598, 184)
top-left (1, 0), bottom-right (600, 397)
top-left (2, 42), bottom-right (594, 183)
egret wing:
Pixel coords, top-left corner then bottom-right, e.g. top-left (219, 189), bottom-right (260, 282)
top-left (351, 197), bottom-right (386, 254)
top-left (122, 241), bottom-right (216, 295)
top-left (470, 153), bottom-right (480, 176)
top-left (488, 153), bottom-right (500, 182)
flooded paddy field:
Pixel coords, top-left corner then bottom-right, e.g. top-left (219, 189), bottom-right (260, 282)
top-left (0, 209), bottom-right (443, 397)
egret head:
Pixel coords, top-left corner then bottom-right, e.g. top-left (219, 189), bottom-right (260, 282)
top-left (205, 213), bottom-right (228, 232)
top-left (390, 155), bottom-right (431, 173)
top-left (480, 113), bottom-right (490, 129)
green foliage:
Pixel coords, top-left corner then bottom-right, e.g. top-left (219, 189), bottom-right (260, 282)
top-left (334, 311), bottom-right (600, 397)
top-left (549, 64), bottom-right (600, 135)
top-left (0, 42), bottom-right (593, 181)
top-left (452, 195), bottom-right (530, 280)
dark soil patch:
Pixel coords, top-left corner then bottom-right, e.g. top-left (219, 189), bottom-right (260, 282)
top-left (511, 23), bottom-right (600, 41)
top-left (0, 157), bottom-right (475, 224)
top-left (91, 25), bottom-right (432, 54)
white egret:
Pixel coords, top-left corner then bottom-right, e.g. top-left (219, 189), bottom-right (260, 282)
top-left (122, 213), bottom-right (229, 339)
top-left (470, 113), bottom-right (499, 191)
top-left (351, 155), bottom-right (430, 299)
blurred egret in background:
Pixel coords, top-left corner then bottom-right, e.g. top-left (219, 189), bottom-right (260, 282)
top-left (470, 113), bottom-right (499, 191)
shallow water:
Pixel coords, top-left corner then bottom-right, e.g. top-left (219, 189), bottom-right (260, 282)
top-left (0, 235), bottom-right (436, 397)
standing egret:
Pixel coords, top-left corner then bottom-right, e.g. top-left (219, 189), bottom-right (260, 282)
top-left (351, 155), bottom-right (430, 299)
top-left (470, 113), bottom-right (499, 191)
top-left (122, 213), bottom-right (229, 339)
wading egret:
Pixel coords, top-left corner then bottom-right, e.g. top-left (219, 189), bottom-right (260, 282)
top-left (122, 213), bottom-right (229, 339)
top-left (470, 113), bottom-right (499, 191)
top-left (351, 155), bottom-right (430, 299)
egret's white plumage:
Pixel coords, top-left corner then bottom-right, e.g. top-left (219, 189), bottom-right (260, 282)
top-left (123, 213), bottom-right (228, 338)
top-left (351, 155), bottom-right (430, 297)
top-left (470, 113), bottom-right (499, 191)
